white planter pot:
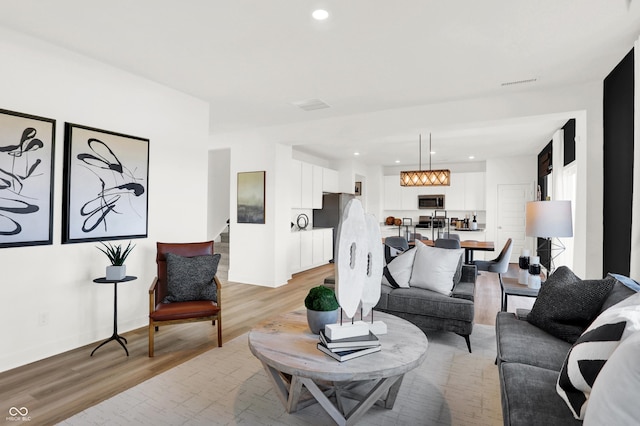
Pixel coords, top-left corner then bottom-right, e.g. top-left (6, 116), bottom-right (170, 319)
top-left (106, 265), bottom-right (126, 281)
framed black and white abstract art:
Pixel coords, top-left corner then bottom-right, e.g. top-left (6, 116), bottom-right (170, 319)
top-left (0, 108), bottom-right (56, 248)
top-left (62, 123), bottom-right (149, 244)
top-left (237, 171), bottom-right (265, 224)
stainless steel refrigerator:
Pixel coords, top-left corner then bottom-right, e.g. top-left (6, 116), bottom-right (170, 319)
top-left (312, 192), bottom-right (355, 261)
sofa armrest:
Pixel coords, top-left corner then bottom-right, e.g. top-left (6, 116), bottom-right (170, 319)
top-left (452, 264), bottom-right (477, 301)
top-left (461, 264), bottom-right (477, 283)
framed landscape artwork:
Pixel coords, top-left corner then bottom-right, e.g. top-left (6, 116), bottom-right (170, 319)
top-left (237, 171), bottom-right (265, 224)
top-left (0, 108), bottom-right (56, 248)
top-left (62, 123), bottom-right (149, 244)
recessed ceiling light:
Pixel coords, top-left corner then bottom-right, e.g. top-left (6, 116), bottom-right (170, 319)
top-left (395, 160), bottom-right (400, 163)
top-left (430, 151), bottom-right (436, 155)
top-left (469, 155), bottom-right (475, 160)
top-left (354, 152), bottom-right (360, 156)
top-left (312, 9), bottom-right (329, 20)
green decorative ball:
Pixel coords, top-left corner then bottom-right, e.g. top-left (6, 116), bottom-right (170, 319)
top-left (304, 286), bottom-right (339, 311)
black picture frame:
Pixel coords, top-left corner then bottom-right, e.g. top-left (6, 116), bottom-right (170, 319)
top-left (237, 171), bottom-right (265, 224)
top-left (355, 181), bottom-right (362, 196)
top-left (62, 123), bottom-right (149, 244)
top-left (0, 108), bottom-right (56, 248)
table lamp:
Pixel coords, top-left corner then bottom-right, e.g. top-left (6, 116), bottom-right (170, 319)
top-left (525, 200), bottom-right (573, 273)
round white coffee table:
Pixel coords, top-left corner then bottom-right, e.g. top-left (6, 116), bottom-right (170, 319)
top-left (248, 310), bottom-right (428, 425)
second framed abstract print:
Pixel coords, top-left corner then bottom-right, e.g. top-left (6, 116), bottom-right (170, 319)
top-left (62, 123), bottom-right (149, 244)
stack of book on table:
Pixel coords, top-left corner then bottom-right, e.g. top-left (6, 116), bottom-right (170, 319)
top-left (317, 330), bottom-right (381, 362)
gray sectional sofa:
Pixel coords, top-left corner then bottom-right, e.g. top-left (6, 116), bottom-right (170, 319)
top-left (374, 264), bottom-right (477, 352)
top-left (495, 279), bottom-right (635, 425)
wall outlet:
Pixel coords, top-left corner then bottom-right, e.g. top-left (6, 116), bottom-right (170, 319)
top-left (38, 312), bottom-right (49, 326)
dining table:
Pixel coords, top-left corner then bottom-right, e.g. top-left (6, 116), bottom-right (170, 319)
top-left (386, 238), bottom-right (495, 264)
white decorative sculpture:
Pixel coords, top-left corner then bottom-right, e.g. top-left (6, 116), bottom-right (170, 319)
top-left (326, 198), bottom-right (387, 339)
top-left (334, 199), bottom-right (367, 319)
top-left (361, 213), bottom-right (383, 316)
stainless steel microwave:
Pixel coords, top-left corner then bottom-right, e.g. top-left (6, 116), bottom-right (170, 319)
top-left (418, 194), bottom-right (445, 209)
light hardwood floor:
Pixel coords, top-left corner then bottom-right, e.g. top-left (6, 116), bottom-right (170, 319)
top-left (0, 263), bottom-right (532, 425)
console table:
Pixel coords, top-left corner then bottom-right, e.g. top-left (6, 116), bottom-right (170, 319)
top-left (90, 275), bottom-right (137, 357)
top-left (248, 310), bottom-right (428, 425)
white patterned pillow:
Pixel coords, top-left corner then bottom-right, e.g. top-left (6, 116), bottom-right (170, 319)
top-left (583, 331), bottom-right (640, 425)
top-left (381, 247), bottom-right (416, 289)
top-left (556, 291), bottom-right (640, 419)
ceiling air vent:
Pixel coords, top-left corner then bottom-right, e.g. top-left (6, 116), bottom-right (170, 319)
top-left (292, 98), bottom-right (331, 111)
top-left (501, 78), bottom-right (538, 87)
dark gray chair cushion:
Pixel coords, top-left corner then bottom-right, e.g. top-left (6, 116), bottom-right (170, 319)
top-left (496, 312), bottom-right (572, 371)
top-left (527, 266), bottom-right (615, 343)
top-left (500, 362), bottom-right (581, 426)
top-left (163, 253), bottom-right (220, 303)
top-left (385, 287), bottom-right (474, 322)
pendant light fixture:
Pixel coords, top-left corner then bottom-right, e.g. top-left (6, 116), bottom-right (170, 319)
top-left (400, 133), bottom-right (451, 186)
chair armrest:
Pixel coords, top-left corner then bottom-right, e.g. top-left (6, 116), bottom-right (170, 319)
top-left (149, 277), bottom-right (158, 314)
top-left (214, 275), bottom-right (222, 307)
top-left (149, 277), bottom-right (158, 294)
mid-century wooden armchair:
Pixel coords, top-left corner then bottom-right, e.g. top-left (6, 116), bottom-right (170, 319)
top-left (148, 241), bottom-right (222, 357)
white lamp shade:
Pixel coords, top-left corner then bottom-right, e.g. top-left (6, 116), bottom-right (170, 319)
top-left (525, 200), bottom-right (573, 238)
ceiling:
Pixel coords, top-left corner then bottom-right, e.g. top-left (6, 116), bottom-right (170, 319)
top-left (0, 1), bottom-right (639, 166)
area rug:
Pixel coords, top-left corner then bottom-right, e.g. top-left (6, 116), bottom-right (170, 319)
top-left (59, 325), bottom-right (502, 425)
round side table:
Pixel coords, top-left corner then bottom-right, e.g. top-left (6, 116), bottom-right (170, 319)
top-left (90, 275), bottom-right (137, 357)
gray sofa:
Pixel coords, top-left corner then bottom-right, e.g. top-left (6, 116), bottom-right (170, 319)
top-left (374, 264), bottom-right (477, 352)
top-left (495, 279), bottom-right (635, 425)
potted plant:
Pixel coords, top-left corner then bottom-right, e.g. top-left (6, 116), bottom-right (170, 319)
top-left (304, 285), bottom-right (340, 334)
top-left (97, 241), bottom-right (135, 280)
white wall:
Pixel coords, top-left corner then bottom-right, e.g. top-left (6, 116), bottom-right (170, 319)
top-left (485, 155), bottom-right (537, 251)
top-left (227, 141), bottom-right (292, 287)
top-left (216, 81), bottom-right (604, 278)
top-left (0, 28), bottom-right (210, 372)
top-left (207, 148), bottom-right (231, 240)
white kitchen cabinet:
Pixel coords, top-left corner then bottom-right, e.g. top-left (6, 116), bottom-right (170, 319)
top-left (312, 165), bottom-right (323, 209)
top-left (289, 232), bottom-right (301, 272)
top-left (300, 230), bottom-right (313, 270)
top-left (384, 175), bottom-right (402, 210)
top-left (464, 172), bottom-right (486, 211)
top-left (291, 160), bottom-right (302, 208)
top-left (291, 159), bottom-right (327, 209)
top-left (384, 175), bottom-right (419, 210)
top-left (290, 228), bottom-right (334, 275)
top-left (322, 168), bottom-right (339, 193)
top-left (322, 228), bottom-right (334, 262)
top-left (301, 162), bottom-right (313, 209)
top-left (400, 186), bottom-right (418, 210)
top-left (312, 229), bottom-right (324, 265)
top-left (446, 173), bottom-right (465, 211)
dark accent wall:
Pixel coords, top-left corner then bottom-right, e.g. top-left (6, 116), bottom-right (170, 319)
top-left (563, 119), bottom-right (576, 166)
top-left (603, 48), bottom-right (634, 277)
top-left (537, 141), bottom-right (553, 270)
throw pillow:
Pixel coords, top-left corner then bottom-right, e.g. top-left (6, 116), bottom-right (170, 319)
top-left (556, 291), bottom-right (640, 420)
top-left (583, 331), bottom-right (640, 425)
top-left (527, 266), bottom-right (615, 343)
top-left (163, 252), bottom-right (221, 303)
top-left (381, 246), bottom-right (415, 288)
top-left (409, 240), bottom-right (464, 296)
top-left (607, 272), bottom-right (640, 292)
